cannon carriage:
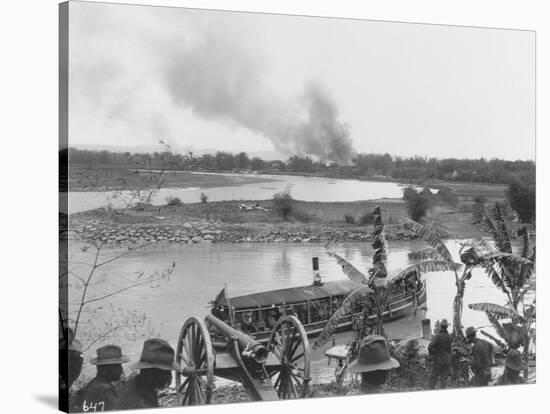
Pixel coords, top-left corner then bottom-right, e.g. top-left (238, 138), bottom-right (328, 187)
top-left (175, 313), bottom-right (311, 405)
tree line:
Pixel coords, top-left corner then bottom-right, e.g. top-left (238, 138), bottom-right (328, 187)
top-left (67, 148), bottom-right (534, 186)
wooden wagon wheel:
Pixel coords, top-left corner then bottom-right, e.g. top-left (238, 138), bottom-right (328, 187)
top-left (176, 317), bottom-right (215, 405)
top-left (267, 315), bottom-right (311, 399)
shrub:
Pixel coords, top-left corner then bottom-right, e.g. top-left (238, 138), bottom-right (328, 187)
top-left (293, 209), bottom-right (313, 223)
top-left (402, 186), bottom-right (432, 221)
top-left (165, 196), bottom-right (183, 206)
top-left (200, 192), bottom-right (208, 204)
top-left (344, 214), bottom-right (356, 224)
top-left (436, 186), bottom-right (459, 207)
top-left (272, 187), bottom-right (295, 221)
top-left (507, 177), bottom-right (536, 223)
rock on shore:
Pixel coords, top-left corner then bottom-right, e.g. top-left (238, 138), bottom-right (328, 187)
top-left (69, 219), bottom-right (420, 247)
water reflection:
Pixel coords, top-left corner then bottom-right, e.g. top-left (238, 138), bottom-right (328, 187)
top-left (68, 240), bottom-right (508, 383)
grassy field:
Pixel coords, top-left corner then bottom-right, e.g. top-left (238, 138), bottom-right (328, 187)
top-left (68, 165), bottom-right (274, 192)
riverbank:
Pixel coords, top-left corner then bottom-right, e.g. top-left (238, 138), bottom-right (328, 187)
top-left (68, 165), bottom-right (276, 192)
top-left (68, 197), bottom-right (485, 246)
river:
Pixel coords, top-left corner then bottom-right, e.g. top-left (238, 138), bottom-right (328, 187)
top-left (67, 173), bottom-right (409, 214)
top-left (68, 239), bottom-right (506, 384)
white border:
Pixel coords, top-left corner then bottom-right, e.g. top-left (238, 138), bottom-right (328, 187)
top-left (0, 1), bottom-right (546, 413)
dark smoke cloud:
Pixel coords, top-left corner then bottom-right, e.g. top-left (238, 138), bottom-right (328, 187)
top-left (163, 32), bottom-right (356, 163)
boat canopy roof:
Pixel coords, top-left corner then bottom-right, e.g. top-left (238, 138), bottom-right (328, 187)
top-left (213, 279), bottom-right (360, 310)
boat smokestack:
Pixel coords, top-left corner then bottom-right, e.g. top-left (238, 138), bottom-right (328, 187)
top-left (312, 257), bottom-right (322, 286)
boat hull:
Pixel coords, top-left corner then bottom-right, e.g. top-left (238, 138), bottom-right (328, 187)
top-left (243, 283), bottom-right (427, 343)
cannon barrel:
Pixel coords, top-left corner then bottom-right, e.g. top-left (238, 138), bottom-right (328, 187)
top-left (205, 314), bottom-right (269, 363)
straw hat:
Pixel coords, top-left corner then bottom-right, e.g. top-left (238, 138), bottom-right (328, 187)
top-left (132, 339), bottom-right (179, 371)
top-left (349, 335), bottom-right (400, 373)
top-left (90, 345), bottom-right (129, 366)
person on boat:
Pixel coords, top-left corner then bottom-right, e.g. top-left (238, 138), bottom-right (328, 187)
top-left (495, 349), bottom-right (526, 385)
top-left (349, 335), bottom-right (400, 394)
top-left (265, 308), bottom-right (279, 329)
top-left (465, 326), bottom-right (493, 386)
top-left (239, 311), bottom-right (257, 335)
top-left (428, 319), bottom-right (452, 389)
top-left (74, 345), bottom-right (129, 412)
top-left (116, 339), bottom-right (179, 410)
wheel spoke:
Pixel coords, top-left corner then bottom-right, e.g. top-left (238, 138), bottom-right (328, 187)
top-left (291, 352), bottom-right (304, 363)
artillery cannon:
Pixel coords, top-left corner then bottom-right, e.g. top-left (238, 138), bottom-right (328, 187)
top-left (175, 314), bottom-right (311, 405)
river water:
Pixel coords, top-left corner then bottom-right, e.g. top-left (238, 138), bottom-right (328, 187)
top-left (68, 239), bottom-right (506, 384)
top-left (68, 173), bottom-right (409, 214)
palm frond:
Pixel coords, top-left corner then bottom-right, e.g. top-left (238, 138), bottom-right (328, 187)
top-left (402, 219), bottom-right (454, 264)
top-left (480, 261), bottom-right (509, 295)
top-left (468, 302), bottom-right (520, 319)
top-left (485, 253), bottom-right (534, 268)
top-left (485, 311), bottom-right (508, 344)
top-left (390, 260), bottom-right (462, 284)
top-left (328, 252), bottom-right (368, 284)
top-left (482, 206), bottom-right (512, 253)
top-left (408, 248), bottom-right (443, 261)
top-left (479, 330), bottom-right (507, 350)
top-left (312, 284), bottom-right (374, 350)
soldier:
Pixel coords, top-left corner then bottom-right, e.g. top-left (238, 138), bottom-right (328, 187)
top-left (59, 328), bottom-right (83, 412)
top-left (116, 339), bottom-right (179, 410)
top-left (349, 335), bottom-right (400, 394)
top-left (495, 349), bottom-right (526, 385)
top-left (74, 345), bottom-right (129, 412)
top-left (465, 326), bottom-right (493, 386)
top-left (428, 319), bottom-right (452, 389)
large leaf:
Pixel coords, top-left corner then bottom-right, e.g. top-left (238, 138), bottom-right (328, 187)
top-left (313, 284), bottom-right (374, 350)
top-left (517, 227), bottom-right (531, 259)
top-left (390, 260), bottom-right (462, 284)
top-left (482, 206), bottom-right (512, 254)
top-left (468, 302), bottom-right (520, 319)
top-left (408, 248), bottom-right (443, 261)
top-left (370, 206), bottom-right (388, 280)
top-left (328, 252), bottom-right (368, 284)
top-left (402, 219), bottom-right (454, 264)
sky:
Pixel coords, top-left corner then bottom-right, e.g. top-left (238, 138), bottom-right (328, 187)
top-left (68, 1), bottom-right (535, 161)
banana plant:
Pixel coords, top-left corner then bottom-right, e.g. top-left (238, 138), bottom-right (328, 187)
top-left (466, 205), bottom-right (535, 378)
top-left (403, 219), bottom-right (467, 336)
top-left (313, 206), bottom-right (461, 350)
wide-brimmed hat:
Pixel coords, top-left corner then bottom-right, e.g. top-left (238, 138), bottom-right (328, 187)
top-left (465, 326), bottom-right (476, 338)
top-left (505, 349), bottom-right (526, 371)
top-left (132, 339), bottom-right (179, 371)
top-left (349, 335), bottom-right (400, 373)
top-left (440, 319), bottom-right (449, 328)
top-left (90, 345), bottom-right (129, 366)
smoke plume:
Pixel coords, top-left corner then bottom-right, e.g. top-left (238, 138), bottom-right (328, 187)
top-left (164, 33), bottom-right (356, 163)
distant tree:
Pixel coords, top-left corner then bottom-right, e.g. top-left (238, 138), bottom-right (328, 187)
top-left (215, 151), bottom-right (236, 170)
top-left (250, 157), bottom-right (266, 171)
top-left (236, 152), bottom-right (250, 170)
top-left (403, 186), bottom-right (432, 221)
top-left (507, 176), bottom-right (536, 223)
